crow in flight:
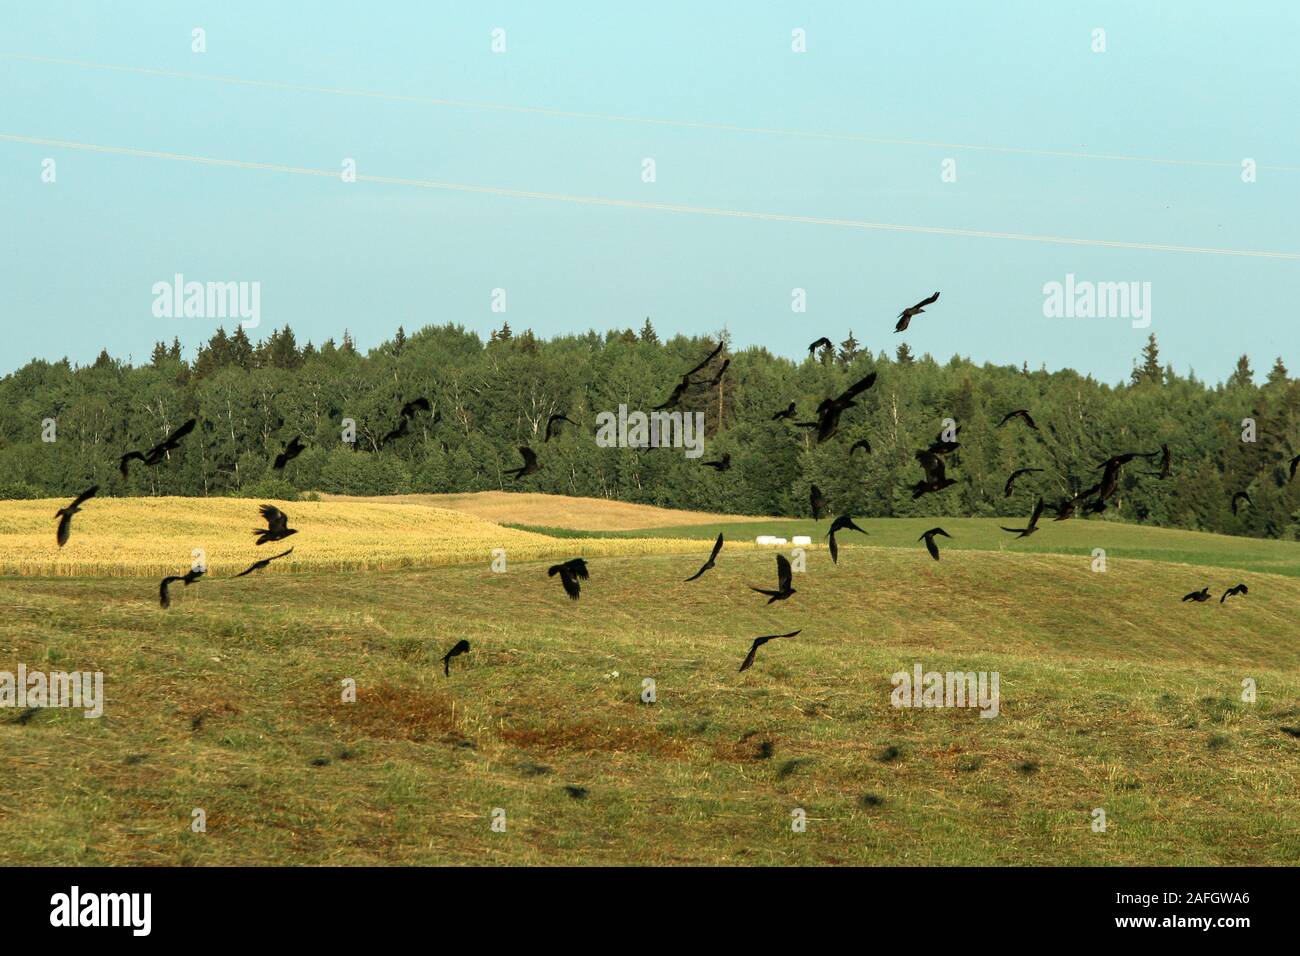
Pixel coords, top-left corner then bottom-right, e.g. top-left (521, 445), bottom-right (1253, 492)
top-left (685, 533), bottom-right (724, 582)
top-left (381, 416), bottom-right (410, 445)
top-left (1004, 468), bottom-right (1043, 497)
top-left (1001, 498), bottom-right (1045, 538)
top-left (1053, 493), bottom-right (1086, 521)
top-left (826, 514), bottom-right (867, 564)
top-left (544, 413), bottom-right (577, 442)
top-left (738, 629), bottom-right (802, 672)
top-left (928, 426), bottom-right (961, 455)
top-left (441, 639), bottom-right (471, 677)
top-left (252, 505), bottom-right (298, 545)
top-left (850, 438), bottom-right (872, 456)
top-left (118, 418), bottom-right (197, 478)
top-left (1182, 587), bottom-right (1211, 603)
top-left (399, 397), bottom-right (431, 419)
top-left (771, 402), bottom-right (797, 421)
top-left (548, 558), bottom-right (589, 600)
top-left (273, 435), bottom-right (305, 470)
top-left (159, 568), bottom-right (205, 608)
top-left (504, 446), bottom-right (540, 480)
top-left (997, 409), bottom-right (1038, 430)
top-left (1145, 443), bottom-right (1172, 479)
top-left (751, 554), bottom-right (797, 604)
top-left (1290, 454), bottom-right (1300, 481)
top-left (1231, 491), bottom-right (1252, 515)
top-left (912, 450), bottom-right (957, 499)
top-left (683, 340), bottom-right (725, 378)
top-left (919, 527), bottom-right (951, 561)
top-left (894, 291), bottom-right (939, 333)
top-left (702, 453), bottom-right (731, 471)
top-left (54, 485), bottom-right (97, 548)
top-left (654, 374), bottom-right (693, 411)
top-left (232, 548), bottom-right (294, 578)
top-left (808, 372), bottom-right (877, 443)
top-left (700, 359), bottom-right (730, 388)
top-left (810, 485), bottom-right (828, 520)
top-left (807, 337), bottom-right (833, 354)
top-left (1220, 583), bottom-right (1248, 603)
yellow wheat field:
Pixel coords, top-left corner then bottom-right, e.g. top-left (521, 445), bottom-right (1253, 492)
top-left (0, 497), bottom-right (741, 578)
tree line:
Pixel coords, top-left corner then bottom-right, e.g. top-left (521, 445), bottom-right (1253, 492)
top-left (1, 320), bottom-right (1297, 539)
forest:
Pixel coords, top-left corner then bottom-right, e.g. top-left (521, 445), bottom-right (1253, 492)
top-left (1, 320), bottom-right (1297, 539)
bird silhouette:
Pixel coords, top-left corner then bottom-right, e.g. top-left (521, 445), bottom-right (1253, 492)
top-left (702, 453), bottom-right (731, 471)
top-left (826, 514), bottom-right (867, 564)
top-left (272, 435), bottom-right (305, 470)
top-left (684, 533), bottom-right (724, 582)
top-left (912, 450), bottom-right (956, 499)
top-left (738, 629), bottom-right (802, 672)
top-left (1001, 498), bottom-right (1045, 538)
top-left (654, 374), bottom-right (693, 411)
top-left (1182, 587), bottom-right (1211, 603)
top-left (771, 402), bottom-right (797, 421)
top-left (118, 418), bottom-right (197, 477)
top-left (504, 446), bottom-right (540, 480)
top-left (894, 291), bottom-right (939, 333)
top-left (399, 397), bottom-right (432, 419)
top-left (1231, 491), bottom-right (1252, 515)
top-left (807, 337), bottom-right (833, 354)
top-left (548, 558), bottom-right (589, 600)
top-left (750, 554), bottom-right (797, 603)
top-left (441, 639), bottom-right (471, 677)
top-left (919, 527), bottom-right (951, 561)
top-left (544, 413), bottom-right (577, 442)
top-left (928, 425), bottom-right (961, 455)
top-left (997, 409), bottom-right (1038, 430)
top-left (850, 438), bottom-right (872, 456)
top-left (1003, 467), bottom-right (1043, 497)
top-left (808, 372), bottom-right (877, 443)
top-left (381, 416), bottom-right (410, 445)
top-left (700, 359), bottom-right (730, 388)
top-left (1145, 443), bottom-right (1172, 479)
top-left (232, 548), bottom-right (294, 578)
top-left (159, 568), bottom-right (205, 608)
top-left (810, 485), bottom-right (827, 520)
top-left (682, 340), bottom-right (724, 378)
top-left (1220, 583), bottom-right (1248, 603)
top-left (1290, 454), bottom-right (1300, 481)
top-left (54, 485), bottom-right (97, 547)
top-left (252, 505), bottom-right (297, 545)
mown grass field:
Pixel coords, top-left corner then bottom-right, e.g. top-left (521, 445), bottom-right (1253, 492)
top-left (1, 493), bottom-right (1298, 865)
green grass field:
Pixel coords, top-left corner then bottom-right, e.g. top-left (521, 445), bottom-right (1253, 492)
top-left (2, 496), bottom-right (1298, 865)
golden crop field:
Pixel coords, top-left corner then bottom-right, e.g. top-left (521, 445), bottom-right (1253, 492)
top-left (0, 496), bottom-right (747, 578)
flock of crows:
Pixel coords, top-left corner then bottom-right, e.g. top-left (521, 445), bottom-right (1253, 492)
top-left (46, 289), bottom-right (1296, 674)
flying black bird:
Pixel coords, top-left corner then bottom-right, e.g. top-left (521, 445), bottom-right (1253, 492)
top-left (544, 413), bottom-right (577, 442)
top-left (751, 554), bottom-right (797, 604)
top-left (738, 629), bottom-right (802, 672)
top-left (1001, 498), bottom-right (1045, 538)
top-left (1145, 443), bottom-right (1172, 480)
top-left (928, 426), bottom-right (962, 455)
top-left (919, 527), bottom-right (951, 561)
top-left (252, 505), bottom-right (298, 545)
top-left (381, 416), bottom-right (410, 445)
top-left (1220, 583), bottom-right (1249, 603)
top-left (702, 453), bottom-right (731, 472)
top-left (771, 402), bottom-right (797, 421)
top-left (1231, 491), bottom-right (1252, 515)
top-left (850, 438), bottom-right (872, 456)
top-left (399, 397), bottom-right (432, 419)
top-left (826, 514), bottom-right (867, 564)
top-left (1097, 452), bottom-right (1147, 469)
top-left (54, 485), bottom-right (97, 548)
top-left (894, 291), bottom-right (939, 333)
top-left (118, 418), bottom-right (197, 477)
top-left (810, 485), bottom-right (828, 520)
top-left (808, 372), bottom-right (877, 443)
top-left (273, 435), bottom-right (305, 470)
top-left (1182, 587), bottom-right (1211, 603)
top-left (684, 533), bottom-right (724, 582)
top-left (1004, 467), bottom-right (1043, 497)
top-left (548, 558), bottom-right (589, 601)
top-left (441, 639), bottom-right (471, 677)
top-left (807, 337), bottom-right (833, 354)
top-left (997, 409), bottom-right (1038, 430)
top-left (1290, 454), bottom-right (1300, 481)
top-left (654, 374), bottom-right (693, 411)
top-left (232, 548), bottom-right (294, 578)
top-left (912, 450), bottom-right (956, 499)
top-left (504, 446), bottom-right (540, 480)
top-left (683, 340), bottom-right (725, 378)
top-left (159, 568), bottom-right (205, 609)
top-left (1053, 493), bottom-right (1087, 521)
top-left (701, 359), bottom-right (730, 388)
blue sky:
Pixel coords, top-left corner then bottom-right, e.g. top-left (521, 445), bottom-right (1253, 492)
top-left (1, 1), bottom-right (1296, 382)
